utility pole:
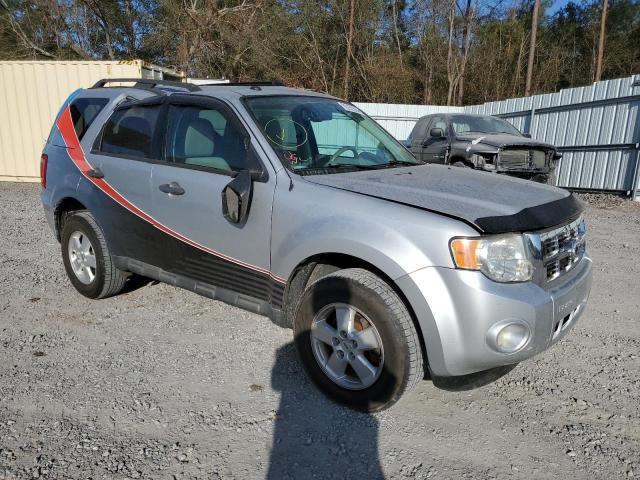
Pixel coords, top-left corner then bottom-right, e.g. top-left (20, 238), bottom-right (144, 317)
top-left (595, 0), bottom-right (608, 82)
top-left (525, 0), bottom-right (540, 97)
top-left (343, 0), bottom-right (355, 99)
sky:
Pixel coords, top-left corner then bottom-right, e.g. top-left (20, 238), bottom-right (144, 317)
top-left (547, 0), bottom-right (573, 15)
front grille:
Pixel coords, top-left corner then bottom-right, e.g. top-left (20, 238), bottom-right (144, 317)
top-left (540, 216), bottom-right (586, 281)
top-left (498, 148), bottom-right (548, 170)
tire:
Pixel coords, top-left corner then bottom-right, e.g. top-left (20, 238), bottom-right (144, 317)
top-left (452, 161), bottom-right (468, 168)
top-left (61, 211), bottom-right (127, 299)
top-left (529, 174), bottom-right (549, 184)
top-left (293, 268), bottom-right (423, 412)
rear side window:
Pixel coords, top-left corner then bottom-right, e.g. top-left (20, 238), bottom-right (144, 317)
top-left (410, 118), bottom-right (429, 144)
top-left (100, 105), bottom-right (161, 159)
top-left (69, 98), bottom-right (109, 140)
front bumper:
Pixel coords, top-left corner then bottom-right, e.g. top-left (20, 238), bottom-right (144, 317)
top-left (396, 255), bottom-right (592, 377)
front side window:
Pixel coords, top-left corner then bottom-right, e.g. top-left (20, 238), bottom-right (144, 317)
top-left (245, 96), bottom-right (420, 173)
top-left (70, 97), bottom-right (109, 140)
top-left (165, 105), bottom-right (247, 173)
top-left (100, 105), bottom-right (161, 159)
top-left (429, 116), bottom-right (448, 135)
top-left (450, 115), bottom-right (522, 136)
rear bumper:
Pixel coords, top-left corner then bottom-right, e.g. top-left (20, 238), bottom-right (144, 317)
top-left (397, 255), bottom-right (592, 377)
top-left (41, 188), bottom-right (56, 235)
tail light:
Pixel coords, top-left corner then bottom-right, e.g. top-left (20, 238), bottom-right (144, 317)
top-left (40, 153), bottom-right (48, 188)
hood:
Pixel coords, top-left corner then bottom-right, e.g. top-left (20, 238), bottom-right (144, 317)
top-left (303, 164), bottom-right (583, 234)
top-left (455, 133), bottom-right (554, 150)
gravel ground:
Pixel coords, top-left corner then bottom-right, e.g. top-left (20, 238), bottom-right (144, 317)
top-left (1, 182), bottom-right (639, 480)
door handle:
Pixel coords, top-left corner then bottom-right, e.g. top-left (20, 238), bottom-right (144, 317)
top-left (159, 182), bottom-right (185, 196)
top-left (87, 167), bottom-right (104, 179)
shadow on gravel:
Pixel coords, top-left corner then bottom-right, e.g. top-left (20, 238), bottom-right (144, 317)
top-left (268, 276), bottom-right (385, 479)
top-left (120, 275), bottom-right (159, 295)
top-left (267, 343), bottom-right (384, 480)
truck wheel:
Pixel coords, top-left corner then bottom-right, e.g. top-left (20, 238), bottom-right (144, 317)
top-left (530, 173), bottom-right (549, 184)
top-left (293, 268), bottom-right (423, 412)
top-left (452, 161), bottom-right (468, 167)
top-left (61, 211), bottom-right (127, 299)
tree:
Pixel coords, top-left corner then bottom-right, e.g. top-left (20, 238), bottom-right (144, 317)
top-left (0, 0), bottom-right (638, 104)
top-left (594, 0), bottom-right (608, 81)
top-left (525, 0), bottom-right (541, 96)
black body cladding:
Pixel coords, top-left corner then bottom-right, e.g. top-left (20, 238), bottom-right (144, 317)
top-left (94, 186), bottom-right (284, 310)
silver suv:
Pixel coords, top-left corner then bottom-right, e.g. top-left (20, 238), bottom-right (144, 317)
top-left (41, 79), bottom-right (592, 411)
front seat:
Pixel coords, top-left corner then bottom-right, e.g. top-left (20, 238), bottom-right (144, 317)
top-left (183, 118), bottom-right (230, 171)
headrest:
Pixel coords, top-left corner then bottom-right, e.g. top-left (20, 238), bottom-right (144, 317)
top-left (184, 118), bottom-right (216, 157)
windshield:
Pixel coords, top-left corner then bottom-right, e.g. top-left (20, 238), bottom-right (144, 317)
top-left (245, 96), bottom-right (421, 173)
top-left (450, 115), bottom-right (522, 136)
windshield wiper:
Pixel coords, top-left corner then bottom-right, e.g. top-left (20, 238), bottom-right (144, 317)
top-left (323, 163), bottom-right (380, 170)
top-left (383, 159), bottom-right (424, 167)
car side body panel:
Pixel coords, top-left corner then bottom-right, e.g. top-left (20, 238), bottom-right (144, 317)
top-left (269, 170), bottom-right (479, 282)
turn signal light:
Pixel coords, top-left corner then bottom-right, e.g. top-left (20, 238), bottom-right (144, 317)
top-left (450, 238), bottom-right (480, 270)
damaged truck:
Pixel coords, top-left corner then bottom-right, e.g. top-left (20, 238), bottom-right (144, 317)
top-left (404, 113), bottom-right (561, 184)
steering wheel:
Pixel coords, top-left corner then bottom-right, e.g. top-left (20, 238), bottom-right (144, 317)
top-left (328, 146), bottom-right (359, 164)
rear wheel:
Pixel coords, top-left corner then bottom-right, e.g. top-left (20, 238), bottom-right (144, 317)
top-left (293, 268), bottom-right (423, 412)
top-left (61, 211), bottom-right (127, 299)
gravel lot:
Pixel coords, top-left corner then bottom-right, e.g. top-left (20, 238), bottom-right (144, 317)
top-left (1, 183), bottom-right (639, 480)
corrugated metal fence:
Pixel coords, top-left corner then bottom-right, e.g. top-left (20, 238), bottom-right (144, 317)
top-left (357, 75), bottom-right (640, 199)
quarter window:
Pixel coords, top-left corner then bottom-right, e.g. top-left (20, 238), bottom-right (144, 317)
top-left (165, 105), bottom-right (248, 172)
top-left (100, 105), bottom-right (161, 159)
top-left (69, 97), bottom-right (109, 140)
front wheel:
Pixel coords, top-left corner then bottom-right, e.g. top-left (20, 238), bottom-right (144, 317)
top-left (293, 268), bottom-right (424, 412)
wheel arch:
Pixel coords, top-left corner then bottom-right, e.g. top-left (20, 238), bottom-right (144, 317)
top-left (281, 252), bottom-right (430, 375)
top-left (448, 154), bottom-right (472, 167)
top-left (54, 196), bottom-right (87, 241)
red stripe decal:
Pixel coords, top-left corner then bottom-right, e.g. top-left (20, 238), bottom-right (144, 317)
top-left (56, 106), bottom-right (287, 285)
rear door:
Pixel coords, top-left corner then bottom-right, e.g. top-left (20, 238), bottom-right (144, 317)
top-left (147, 94), bottom-right (277, 302)
top-left (408, 117), bottom-right (430, 162)
top-left (85, 98), bottom-right (164, 263)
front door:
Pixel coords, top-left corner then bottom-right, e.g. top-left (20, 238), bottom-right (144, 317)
top-left (148, 95), bottom-right (277, 303)
top-left (421, 116), bottom-right (449, 164)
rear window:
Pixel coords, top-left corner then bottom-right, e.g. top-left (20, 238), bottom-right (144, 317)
top-left (99, 105), bottom-right (162, 159)
top-left (69, 98), bottom-right (109, 140)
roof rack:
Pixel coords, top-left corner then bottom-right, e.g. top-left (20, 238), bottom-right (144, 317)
top-left (90, 78), bottom-right (201, 92)
top-left (198, 81), bottom-right (285, 87)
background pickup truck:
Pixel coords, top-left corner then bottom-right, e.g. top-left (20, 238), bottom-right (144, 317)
top-left (404, 113), bottom-right (561, 184)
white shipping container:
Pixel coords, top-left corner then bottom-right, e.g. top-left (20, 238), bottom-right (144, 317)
top-left (0, 60), bottom-right (183, 182)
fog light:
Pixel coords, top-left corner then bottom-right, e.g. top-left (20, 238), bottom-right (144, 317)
top-left (487, 321), bottom-right (531, 353)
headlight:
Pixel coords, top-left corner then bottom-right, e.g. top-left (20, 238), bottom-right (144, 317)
top-left (450, 234), bottom-right (533, 283)
top-left (470, 154), bottom-right (496, 170)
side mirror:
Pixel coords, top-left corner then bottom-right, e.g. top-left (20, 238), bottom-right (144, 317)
top-left (222, 170), bottom-right (253, 224)
top-left (523, 132), bottom-right (532, 138)
top-left (430, 128), bottom-right (445, 138)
